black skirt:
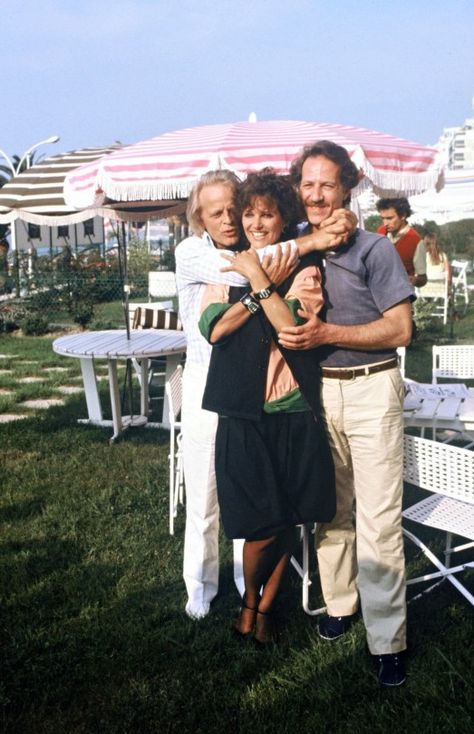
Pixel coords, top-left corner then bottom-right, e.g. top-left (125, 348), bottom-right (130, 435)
top-left (215, 411), bottom-right (335, 540)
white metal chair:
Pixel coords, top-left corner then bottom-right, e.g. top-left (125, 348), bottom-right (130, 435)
top-left (148, 271), bottom-right (177, 302)
top-left (165, 364), bottom-right (184, 535)
top-left (290, 525), bottom-right (326, 616)
top-left (416, 275), bottom-right (450, 325)
top-left (432, 344), bottom-right (474, 384)
top-left (431, 345), bottom-right (474, 446)
top-left (402, 434), bottom-right (474, 606)
top-left (451, 259), bottom-right (469, 311)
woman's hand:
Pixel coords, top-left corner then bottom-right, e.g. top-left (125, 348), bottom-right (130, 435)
top-left (260, 244), bottom-right (299, 286)
top-left (219, 249), bottom-right (266, 282)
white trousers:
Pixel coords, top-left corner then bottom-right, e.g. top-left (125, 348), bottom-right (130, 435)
top-left (181, 363), bottom-right (244, 615)
top-left (316, 367), bottom-right (407, 654)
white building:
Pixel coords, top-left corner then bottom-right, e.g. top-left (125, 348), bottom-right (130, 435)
top-left (405, 99), bottom-right (474, 224)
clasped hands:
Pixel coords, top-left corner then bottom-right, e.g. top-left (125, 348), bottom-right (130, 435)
top-left (220, 208), bottom-right (357, 286)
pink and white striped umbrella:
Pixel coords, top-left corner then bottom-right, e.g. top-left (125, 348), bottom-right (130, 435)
top-left (64, 120), bottom-right (443, 208)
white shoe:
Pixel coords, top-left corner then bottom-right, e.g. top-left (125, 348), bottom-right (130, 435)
top-left (185, 602), bottom-right (210, 619)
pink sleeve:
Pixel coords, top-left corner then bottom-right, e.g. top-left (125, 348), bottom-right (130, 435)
top-left (285, 265), bottom-right (324, 314)
top-left (200, 283), bottom-right (230, 314)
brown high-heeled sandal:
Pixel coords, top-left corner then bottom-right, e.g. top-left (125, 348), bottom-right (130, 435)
top-left (253, 609), bottom-right (277, 647)
top-left (233, 595), bottom-right (259, 640)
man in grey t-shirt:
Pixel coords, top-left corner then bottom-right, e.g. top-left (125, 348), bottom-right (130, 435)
top-left (279, 140), bottom-right (415, 688)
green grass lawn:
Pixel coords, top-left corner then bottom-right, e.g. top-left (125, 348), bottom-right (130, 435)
top-left (1, 310), bottom-right (474, 733)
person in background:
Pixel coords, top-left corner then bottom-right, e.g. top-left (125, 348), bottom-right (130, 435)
top-left (424, 232), bottom-right (451, 283)
top-left (376, 197), bottom-right (427, 287)
top-left (279, 141), bottom-right (415, 687)
top-left (199, 170), bottom-right (335, 645)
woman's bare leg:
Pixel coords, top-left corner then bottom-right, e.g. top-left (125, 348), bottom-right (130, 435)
top-left (236, 528), bottom-right (297, 641)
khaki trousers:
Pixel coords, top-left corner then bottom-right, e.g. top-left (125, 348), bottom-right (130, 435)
top-left (316, 367), bottom-right (407, 654)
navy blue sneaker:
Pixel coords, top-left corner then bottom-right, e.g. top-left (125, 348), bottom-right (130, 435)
top-left (318, 614), bottom-right (354, 641)
top-left (375, 653), bottom-right (406, 687)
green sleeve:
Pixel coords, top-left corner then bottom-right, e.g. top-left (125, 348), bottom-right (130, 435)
top-left (285, 298), bottom-right (306, 325)
top-left (198, 303), bottom-right (233, 343)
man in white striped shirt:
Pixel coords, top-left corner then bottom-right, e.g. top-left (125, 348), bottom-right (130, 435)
top-left (176, 171), bottom-right (247, 618)
top-left (176, 169), bottom-right (355, 619)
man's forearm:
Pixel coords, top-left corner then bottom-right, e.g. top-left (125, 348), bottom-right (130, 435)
top-left (176, 247), bottom-right (248, 286)
top-left (318, 318), bottom-right (411, 349)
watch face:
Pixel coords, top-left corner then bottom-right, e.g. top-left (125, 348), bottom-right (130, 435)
top-left (240, 293), bottom-right (260, 313)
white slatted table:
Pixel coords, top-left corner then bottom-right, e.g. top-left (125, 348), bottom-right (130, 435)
top-left (53, 329), bottom-right (186, 441)
top-left (403, 386), bottom-right (474, 446)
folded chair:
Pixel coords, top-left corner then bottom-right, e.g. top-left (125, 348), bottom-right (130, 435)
top-left (131, 305), bottom-right (183, 418)
top-left (397, 346), bottom-right (406, 379)
top-left (165, 364), bottom-right (184, 535)
top-left (148, 271), bottom-right (177, 302)
top-left (451, 260), bottom-right (469, 313)
top-left (402, 434), bottom-right (474, 606)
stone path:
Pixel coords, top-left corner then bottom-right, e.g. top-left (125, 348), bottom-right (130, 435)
top-left (0, 355), bottom-right (84, 423)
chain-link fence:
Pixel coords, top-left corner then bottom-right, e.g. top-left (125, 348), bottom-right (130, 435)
top-left (0, 239), bottom-right (177, 335)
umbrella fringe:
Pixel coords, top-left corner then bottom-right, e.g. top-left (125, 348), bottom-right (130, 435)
top-left (0, 202), bottom-right (186, 226)
top-left (98, 168), bottom-right (443, 203)
top-left (352, 148), bottom-right (444, 197)
top-left (98, 177), bottom-right (196, 202)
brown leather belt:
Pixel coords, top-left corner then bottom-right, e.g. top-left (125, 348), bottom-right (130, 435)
top-left (320, 357), bottom-right (399, 380)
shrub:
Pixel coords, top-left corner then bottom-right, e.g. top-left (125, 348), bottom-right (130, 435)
top-left (71, 300), bottom-right (95, 328)
top-left (413, 300), bottom-right (444, 339)
top-left (0, 303), bottom-right (28, 332)
top-left (18, 313), bottom-right (50, 336)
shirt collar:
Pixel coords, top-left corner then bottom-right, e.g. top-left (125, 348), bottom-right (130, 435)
top-left (388, 222), bottom-right (410, 244)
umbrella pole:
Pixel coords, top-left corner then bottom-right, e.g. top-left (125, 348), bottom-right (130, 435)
top-left (115, 221), bottom-right (130, 339)
top-left (114, 219), bottom-right (136, 421)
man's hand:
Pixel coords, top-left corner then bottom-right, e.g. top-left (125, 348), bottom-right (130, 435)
top-left (219, 249), bottom-right (262, 281)
top-left (278, 307), bottom-right (328, 350)
top-left (220, 242), bottom-right (299, 286)
top-left (260, 243), bottom-right (299, 286)
top-left (297, 209), bottom-right (358, 255)
top-left (410, 273), bottom-right (427, 288)
top-left (319, 208), bottom-right (358, 238)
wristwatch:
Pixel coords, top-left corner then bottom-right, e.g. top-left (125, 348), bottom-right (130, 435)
top-left (254, 282), bottom-right (277, 300)
top-left (240, 292), bottom-right (261, 314)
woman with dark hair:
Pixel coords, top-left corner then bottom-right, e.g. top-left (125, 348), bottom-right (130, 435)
top-left (198, 169), bottom-right (335, 645)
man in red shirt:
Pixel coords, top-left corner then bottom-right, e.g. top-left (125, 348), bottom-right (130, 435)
top-left (376, 197), bottom-right (427, 287)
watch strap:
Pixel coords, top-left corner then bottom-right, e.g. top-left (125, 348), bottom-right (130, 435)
top-left (254, 282), bottom-right (277, 300)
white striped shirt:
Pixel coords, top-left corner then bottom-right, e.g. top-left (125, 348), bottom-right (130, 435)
top-left (175, 232), bottom-right (297, 367)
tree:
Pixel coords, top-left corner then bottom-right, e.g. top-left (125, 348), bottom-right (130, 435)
top-left (363, 214), bottom-right (382, 232)
top-left (438, 219), bottom-right (474, 258)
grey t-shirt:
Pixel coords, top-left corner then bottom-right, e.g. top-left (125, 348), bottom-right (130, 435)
top-left (319, 228), bottom-right (415, 368)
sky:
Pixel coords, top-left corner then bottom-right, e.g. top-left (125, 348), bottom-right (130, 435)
top-left (2, 0), bottom-right (474, 163)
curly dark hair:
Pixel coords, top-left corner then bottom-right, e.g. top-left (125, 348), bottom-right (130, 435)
top-left (236, 168), bottom-right (304, 241)
top-left (376, 197), bottom-right (412, 218)
top-left (289, 140), bottom-right (360, 197)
